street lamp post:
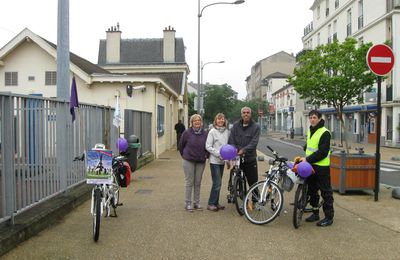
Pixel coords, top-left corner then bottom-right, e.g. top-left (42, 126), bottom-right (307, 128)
top-left (199, 60), bottom-right (224, 116)
top-left (197, 0), bottom-right (245, 114)
top-left (201, 60), bottom-right (225, 89)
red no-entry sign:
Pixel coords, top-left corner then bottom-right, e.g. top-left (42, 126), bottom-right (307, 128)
top-left (366, 44), bottom-right (394, 76)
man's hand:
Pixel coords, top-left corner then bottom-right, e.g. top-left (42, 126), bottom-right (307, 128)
top-left (237, 149), bottom-right (244, 155)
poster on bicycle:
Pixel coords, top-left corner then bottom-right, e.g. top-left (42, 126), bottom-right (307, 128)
top-left (86, 149), bottom-right (113, 184)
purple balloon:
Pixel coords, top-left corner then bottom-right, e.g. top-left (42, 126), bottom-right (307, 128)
top-left (297, 161), bottom-right (313, 178)
top-left (220, 144), bottom-right (237, 160)
top-left (117, 137), bottom-right (128, 152)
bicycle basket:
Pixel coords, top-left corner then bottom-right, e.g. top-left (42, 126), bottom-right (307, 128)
top-left (282, 169), bottom-right (296, 192)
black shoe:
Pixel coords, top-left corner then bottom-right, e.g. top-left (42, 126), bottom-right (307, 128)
top-left (304, 207), bottom-right (313, 213)
top-left (305, 213), bottom-right (320, 222)
top-left (316, 218), bottom-right (333, 227)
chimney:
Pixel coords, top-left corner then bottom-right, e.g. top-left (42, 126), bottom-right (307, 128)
top-left (163, 26), bottom-right (176, 63)
top-left (106, 23), bottom-right (121, 63)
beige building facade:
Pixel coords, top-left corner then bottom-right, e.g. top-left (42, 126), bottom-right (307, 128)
top-left (0, 27), bottom-right (189, 157)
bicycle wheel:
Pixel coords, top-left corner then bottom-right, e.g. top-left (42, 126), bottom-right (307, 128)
top-left (233, 175), bottom-right (246, 215)
top-left (293, 183), bottom-right (307, 229)
top-left (243, 180), bottom-right (283, 225)
top-left (93, 188), bottom-right (101, 241)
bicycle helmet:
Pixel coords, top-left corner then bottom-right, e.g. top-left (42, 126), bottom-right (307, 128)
top-left (297, 161), bottom-right (313, 178)
top-left (220, 144), bottom-right (237, 160)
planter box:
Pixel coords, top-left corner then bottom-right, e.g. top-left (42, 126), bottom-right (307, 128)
top-left (330, 152), bottom-right (376, 194)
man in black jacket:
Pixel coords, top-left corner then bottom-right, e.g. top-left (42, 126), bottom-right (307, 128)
top-left (301, 110), bottom-right (334, 227)
top-left (228, 107), bottom-right (260, 190)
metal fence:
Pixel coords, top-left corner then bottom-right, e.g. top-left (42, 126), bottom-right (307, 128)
top-left (0, 93), bottom-right (117, 224)
top-left (124, 109), bottom-right (152, 156)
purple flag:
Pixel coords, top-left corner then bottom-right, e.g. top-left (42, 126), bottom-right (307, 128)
top-left (70, 76), bottom-right (79, 122)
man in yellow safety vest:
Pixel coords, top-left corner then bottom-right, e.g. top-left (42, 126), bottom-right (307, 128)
top-left (301, 110), bottom-right (334, 227)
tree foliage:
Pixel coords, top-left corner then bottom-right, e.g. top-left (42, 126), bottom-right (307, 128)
top-left (288, 38), bottom-right (376, 151)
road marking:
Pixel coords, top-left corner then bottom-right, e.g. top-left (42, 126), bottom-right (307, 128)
top-left (371, 57), bottom-right (392, 63)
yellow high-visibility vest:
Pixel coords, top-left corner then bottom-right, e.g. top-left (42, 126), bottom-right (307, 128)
top-left (306, 127), bottom-right (330, 166)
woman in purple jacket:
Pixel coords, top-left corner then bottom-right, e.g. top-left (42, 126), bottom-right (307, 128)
top-left (178, 114), bottom-right (208, 212)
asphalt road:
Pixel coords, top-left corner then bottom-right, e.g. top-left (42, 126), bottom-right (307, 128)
top-left (258, 136), bottom-right (400, 187)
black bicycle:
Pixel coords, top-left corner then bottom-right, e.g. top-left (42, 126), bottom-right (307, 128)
top-left (227, 156), bottom-right (247, 215)
top-left (292, 176), bottom-right (308, 228)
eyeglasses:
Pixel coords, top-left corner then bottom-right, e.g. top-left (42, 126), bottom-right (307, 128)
top-left (242, 111), bottom-right (250, 114)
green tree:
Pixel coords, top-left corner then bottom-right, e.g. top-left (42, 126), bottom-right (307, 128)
top-left (288, 38), bottom-right (376, 152)
top-left (187, 92), bottom-right (197, 119)
top-left (203, 84), bottom-right (238, 124)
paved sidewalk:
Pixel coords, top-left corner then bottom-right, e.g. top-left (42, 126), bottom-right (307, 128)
top-left (3, 148), bottom-right (400, 259)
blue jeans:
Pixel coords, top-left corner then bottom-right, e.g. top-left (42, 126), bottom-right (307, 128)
top-left (208, 163), bottom-right (224, 206)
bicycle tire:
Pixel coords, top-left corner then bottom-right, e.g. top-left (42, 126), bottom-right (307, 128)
top-left (93, 188), bottom-right (101, 241)
top-left (293, 183), bottom-right (307, 229)
top-left (243, 180), bottom-right (283, 225)
top-left (233, 175), bottom-right (246, 215)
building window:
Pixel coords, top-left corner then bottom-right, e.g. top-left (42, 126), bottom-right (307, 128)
top-left (45, 71), bottom-right (57, 85)
top-left (157, 105), bottom-right (165, 137)
top-left (335, 0), bottom-right (339, 9)
top-left (358, 0), bottom-right (364, 29)
top-left (317, 6), bottom-right (321, 19)
top-left (347, 9), bottom-right (352, 36)
top-left (28, 76), bottom-right (35, 81)
top-left (5, 72), bottom-right (18, 86)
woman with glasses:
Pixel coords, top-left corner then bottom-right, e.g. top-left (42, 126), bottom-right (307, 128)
top-left (178, 114), bottom-right (208, 212)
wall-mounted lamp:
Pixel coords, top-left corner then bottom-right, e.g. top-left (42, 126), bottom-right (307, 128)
top-left (126, 84), bottom-right (146, 97)
top-left (126, 85), bottom-right (133, 97)
top-left (159, 87), bottom-right (166, 93)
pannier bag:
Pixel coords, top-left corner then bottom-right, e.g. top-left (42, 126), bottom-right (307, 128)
top-left (117, 162), bottom-right (132, 187)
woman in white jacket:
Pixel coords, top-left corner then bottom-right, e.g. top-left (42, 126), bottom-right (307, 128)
top-left (205, 113), bottom-right (229, 211)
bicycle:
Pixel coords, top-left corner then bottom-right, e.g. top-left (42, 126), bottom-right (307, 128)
top-left (292, 176), bottom-right (308, 229)
top-left (226, 155), bottom-right (247, 215)
top-left (292, 162), bottom-right (322, 229)
top-left (86, 144), bottom-right (126, 242)
top-left (243, 146), bottom-right (295, 225)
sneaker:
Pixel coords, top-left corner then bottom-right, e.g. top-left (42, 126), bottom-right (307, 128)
top-left (194, 204), bottom-right (203, 211)
top-left (316, 218), bottom-right (333, 227)
top-left (207, 205), bottom-right (218, 211)
top-left (305, 213), bottom-right (320, 222)
top-left (216, 204), bottom-right (225, 210)
top-left (185, 205), bottom-right (194, 212)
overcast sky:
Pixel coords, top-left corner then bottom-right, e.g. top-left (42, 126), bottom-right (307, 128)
top-left (0, 0), bottom-right (314, 99)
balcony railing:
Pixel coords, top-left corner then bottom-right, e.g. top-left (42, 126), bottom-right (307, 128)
top-left (346, 23), bottom-right (352, 36)
top-left (304, 22), bottom-right (313, 36)
top-left (358, 15), bottom-right (364, 30)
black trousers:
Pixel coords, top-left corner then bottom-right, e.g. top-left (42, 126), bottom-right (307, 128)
top-left (307, 165), bottom-right (334, 219)
top-left (242, 159), bottom-right (258, 188)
